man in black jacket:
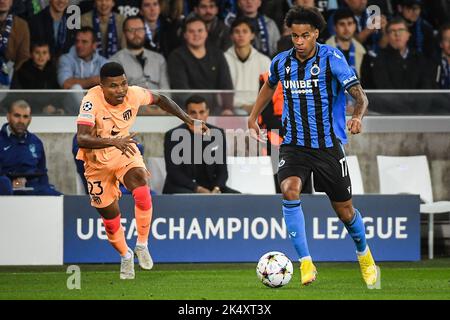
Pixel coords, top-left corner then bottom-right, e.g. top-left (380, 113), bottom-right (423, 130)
top-left (163, 95), bottom-right (239, 194)
top-left (371, 17), bottom-right (435, 90)
top-left (368, 17), bottom-right (436, 114)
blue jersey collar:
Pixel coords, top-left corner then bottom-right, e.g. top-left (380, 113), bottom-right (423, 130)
top-left (290, 43), bottom-right (320, 66)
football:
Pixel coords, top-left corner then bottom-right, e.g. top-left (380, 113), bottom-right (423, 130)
top-left (256, 251), bottom-right (293, 288)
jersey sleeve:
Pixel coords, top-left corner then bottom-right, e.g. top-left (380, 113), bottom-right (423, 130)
top-left (134, 86), bottom-right (154, 106)
top-left (76, 95), bottom-right (97, 127)
top-left (329, 49), bottom-right (360, 91)
top-left (268, 57), bottom-right (281, 88)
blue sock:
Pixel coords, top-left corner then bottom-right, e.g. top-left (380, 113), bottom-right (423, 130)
top-left (282, 199), bottom-right (311, 260)
top-left (343, 208), bottom-right (367, 254)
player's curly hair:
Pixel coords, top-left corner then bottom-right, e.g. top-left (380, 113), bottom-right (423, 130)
top-left (285, 6), bottom-right (326, 32)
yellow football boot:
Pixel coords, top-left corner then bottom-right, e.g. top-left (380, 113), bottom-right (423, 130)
top-left (300, 258), bottom-right (317, 286)
top-left (357, 247), bottom-right (380, 289)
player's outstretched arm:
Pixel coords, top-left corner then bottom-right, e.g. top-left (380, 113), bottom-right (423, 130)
top-left (346, 84), bottom-right (369, 135)
top-left (152, 92), bottom-right (209, 135)
top-left (248, 81), bottom-right (276, 141)
top-left (77, 124), bottom-right (138, 158)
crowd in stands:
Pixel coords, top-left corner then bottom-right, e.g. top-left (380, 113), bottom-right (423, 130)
top-left (1, 0), bottom-right (449, 196)
top-left (0, 0), bottom-right (447, 116)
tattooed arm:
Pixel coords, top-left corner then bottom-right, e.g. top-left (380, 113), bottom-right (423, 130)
top-left (346, 84), bottom-right (369, 135)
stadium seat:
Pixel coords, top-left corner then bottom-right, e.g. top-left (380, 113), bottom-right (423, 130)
top-left (226, 156), bottom-right (276, 194)
top-left (347, 155), bottom-right (364, 194)
top-left (313, 155), bottom-right (364, 195)
top-left (377, 155), bottom-right (450, 259)
top-left (147, 157), bottom-right (167, 194)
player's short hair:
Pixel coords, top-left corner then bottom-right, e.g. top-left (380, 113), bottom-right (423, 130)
top-left (123, 15), bottom-right (145, 31)
top-left (230, 16), bottom-right (255, 34)
top-left (439, 22), bottom-right (450, 42)
top-left (75, 26), bottom-right (96, 41)
top-left (100, 62), bottom-right (125, 80)
top-left (386, 17), bottom-right (409, 32)
top-left (185, 95), bottom-right (208, 109)
top-left (183, 15), bottom-right (207, 33)
top-left (285, 6), bottom-right (326, 32)
top-left (8, 100), bottom-right (31, 114)
top-left (333, 8), bottom-right (357, 26)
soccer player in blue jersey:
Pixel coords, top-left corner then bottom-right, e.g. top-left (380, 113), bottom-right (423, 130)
top-left (248, 6), bottom-right (379, 288)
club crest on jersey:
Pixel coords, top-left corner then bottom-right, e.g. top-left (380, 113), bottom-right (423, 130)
top-left (82, 101), bottom-right (93, 111)
top-left (123, 109), bottom-right (132, 121)
top-left (310, 65), bottom-right (321, 76)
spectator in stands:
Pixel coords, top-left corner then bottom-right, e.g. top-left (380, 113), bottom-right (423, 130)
top-left (326, 8), bottom-right (366, 77)
top-left (168, 16), bottom-right (234, 115)
top-left (81, 0), bottom-right (126, 58)
top-left (28, 0), bottom-right (75, 59)
top-left (163, 95), bottom-right (239, 194)
top-left (371, 17), bottom-right (435, 89)
top-left (139, 0), bottom-right (181, 58)
top-left (0, 100), bottom-right (62, 195)
top-left (109, 15), bottom-right (169, 90)
top-left (224, 17), bottom-right (270, 114)
top-left (58, 27), bottom-right (107, 90)
top-left (58, 26), bottom-right (107, 114)
top-left (193, 0), bottom-right (232, 51)
top-left (0, 0), bottom-right (30, 88)
top-left (11, 42), bottom-right (59, 90)
top-left (329, 0), bottom-right (388, 55)
top-left (10, 41), bottom-right (63, 115)
top-left (436, 23), bottom-right (450, 89)
top-left (109, 15), bottom-right (169, 115)
top-left (398, 0), bottom-right (436, 60)
top-left (233, 0), bottom-right (281, 57)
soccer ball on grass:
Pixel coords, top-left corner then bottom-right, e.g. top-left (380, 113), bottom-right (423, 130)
top-left (256, 251), bottom-right (293, 288)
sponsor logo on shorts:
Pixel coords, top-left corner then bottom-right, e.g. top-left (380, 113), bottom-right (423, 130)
top-left (82, 101), bottom-right (93, 111)
top-left (278, 159), bottom-right (285, 167)
top-left (123, 109), bottom-right (132, 121)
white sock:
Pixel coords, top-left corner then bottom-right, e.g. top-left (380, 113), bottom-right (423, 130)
top-left (121, 249), bottom-right (132, 260)
top-left (356, 247), bottom-right (369, 256)
top-left (136, 242), bottom-right (147, 248)
top-left (299, 256), bottom-right (312, 263)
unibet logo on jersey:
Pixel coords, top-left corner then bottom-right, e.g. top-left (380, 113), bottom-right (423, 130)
top-left (283, 79), bottom-right (320, 95)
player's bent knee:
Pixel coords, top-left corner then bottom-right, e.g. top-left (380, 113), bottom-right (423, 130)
top-left (132, 185), bottom-right (152, 211)
top-left (280, 178), bottom-right (301, 200)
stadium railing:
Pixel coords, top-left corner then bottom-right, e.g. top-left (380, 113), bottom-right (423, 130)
top-left (0, 89), bottom-right (449, 116)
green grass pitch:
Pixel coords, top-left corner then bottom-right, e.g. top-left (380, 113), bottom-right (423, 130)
top-left (1, 259), bottom-right (449, 300)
